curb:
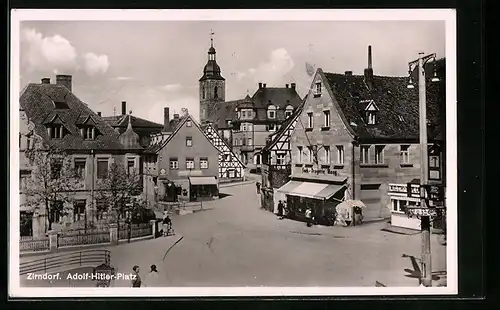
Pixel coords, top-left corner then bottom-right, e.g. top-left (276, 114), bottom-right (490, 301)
top-left (219, 180), bottom-right (255, 188)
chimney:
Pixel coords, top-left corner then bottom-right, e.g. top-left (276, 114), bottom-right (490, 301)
top-left (258, 83), bottom-right (262, 89)
top-left (291, 83), bottom-right (296, 90)
top-left (97, 112), bottom-right (102, 117)
top-left (163, 107), bottom-right (170, 132)
top-left (263, 83), bottom-right (267, 88)
top-left (345, 71), bottom-right (353, 76)
top-left (41, 78), bottom-right (50, 84)
top-left (364, 45), bottom-right (374, 89)
top-left (285, 84), bottom-right (289, 88)
top-left (55, 75), bottom-right (72, 91)
top-left (121, 101), bottom-right (127, 115)
top-left (174, 114), bottom-right (180, 120)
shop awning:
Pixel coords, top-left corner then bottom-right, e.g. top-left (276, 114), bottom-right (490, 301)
top-left (189, 176), bottom-right (218, 185)
top-left (277, 180), bottom-right (346, 200)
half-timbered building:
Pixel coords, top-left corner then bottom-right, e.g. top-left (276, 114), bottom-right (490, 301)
top-left (202, 123), bottom-right (245, 183)
top-left (260, 102), bottom-right (304, 212)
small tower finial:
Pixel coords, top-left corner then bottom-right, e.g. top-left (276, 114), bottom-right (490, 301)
top-left (210, 30), bottom-right (215, 47)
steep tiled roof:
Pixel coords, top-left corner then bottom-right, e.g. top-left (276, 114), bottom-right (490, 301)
top-left (249, 87), bottom-right (303, 123)
top-left (20, 83), bottom-right (125, 151)
top-left (144, 115), bottom-right (191, 153)
top-left (323, 58), bottom-right (445, 141)
top-left (102, 114), bottom-right (163, 130)
top-left (213, 99), bottom-right (243, 129)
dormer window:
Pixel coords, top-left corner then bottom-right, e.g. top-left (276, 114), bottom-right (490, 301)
top-left (267, 105), bottom-right (276, 119)
top-left (47, 125), bottom-right (65, 139)
top-left (80, 126), bottom-right (96, 140)
top-left (367, 112), bottom-right (376, 125)
top-left (285, 105), bottom-right (294, 118)
top-left (52, 100), bottom-right (69, 109)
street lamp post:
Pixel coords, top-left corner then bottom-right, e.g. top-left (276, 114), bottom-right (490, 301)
top-left (407, 52), bottom-right (439, 287)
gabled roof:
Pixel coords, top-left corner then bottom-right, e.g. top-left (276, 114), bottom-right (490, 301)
top-left (145, 114), bottom-right (215, 154)
top-left (20, 83), bottom-right (125, 151)
top-left (262, 99), bottom-right (305, 153)
top-left (212, 99), bottom-right (243, 129)
top-left (201, 123), bottom-right (246, 168)
top-left (102, 114), bottom-right (163, 129)
top-left (320, 58), bottom-right (446, 141)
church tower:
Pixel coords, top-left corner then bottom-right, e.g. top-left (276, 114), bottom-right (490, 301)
top-left (199, 33), bottom-right (225, 124)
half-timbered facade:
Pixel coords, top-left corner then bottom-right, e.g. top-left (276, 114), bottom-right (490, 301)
top-left (202, 123), bottom-right (245, 183)
top-left (260, 104), bottom-right (303, 212)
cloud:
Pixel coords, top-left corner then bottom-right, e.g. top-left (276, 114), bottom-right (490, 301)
top-left (115, 76), bottom-right (133, 81)
top-left (83, 53), bottom-right (110, 76)
top-left (239, 48), bottom-right (295, 87)
top-left (21, 28), bottom-right (78, 73)
top-left (160, 83), bottom-right (183, 92)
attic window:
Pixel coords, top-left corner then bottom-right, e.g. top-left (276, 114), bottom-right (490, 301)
top-left (367, 111), bottom-right (377, 125)
top-left (267, 105), bottom-right (276, 119)
top-left (186, 120), bottom-right (192, 127)
top-left (47, 125), bottom-right (66, 139)
top-left (80, 126), bottom-right (96, 140)
top-left (314, 82), bottom-right (322, 98)
top-left (53, 100), bottom-right (69, 109)
top-left (285, 105), bottom-right (294, 118)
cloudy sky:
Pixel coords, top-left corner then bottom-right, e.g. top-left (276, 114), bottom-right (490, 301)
top-left (19, 20), bottom-right (445, 123)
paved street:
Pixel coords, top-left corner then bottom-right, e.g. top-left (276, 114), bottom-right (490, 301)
top-left (20, 181), bottom-right (446, 288)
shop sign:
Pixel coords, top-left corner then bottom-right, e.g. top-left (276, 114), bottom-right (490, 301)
top-left (388, 183), bottom-right (420, 198)
top-left (422, 184), bottom-right (445, 202)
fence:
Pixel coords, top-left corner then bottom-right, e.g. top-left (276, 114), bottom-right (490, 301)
top-left (118, 223), bottom-right (152, 240)
top-left (20, 249), bottom-right (110, 275)
top-left (20, 236), bottom-right (50, 252)
top-left (58, 231), bottom-right (111, 247)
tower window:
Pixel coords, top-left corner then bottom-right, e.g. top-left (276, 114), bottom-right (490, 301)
top-left (214, 86), bottom-right (218, 99)
top-left (202, 87), bottom-right (206, 99)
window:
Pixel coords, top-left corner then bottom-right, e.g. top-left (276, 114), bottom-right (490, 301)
top-left (276, 153), bottom-right (286, 165)
top-left (202, 87), bottom-right (205, 99)
top-left (285, 105), bottom-right (294, 118)
top-left (50, 159), bottom-right (63, 179)
top-left (267, 124), bottom-right (276, 132)
top-left (214, 86), bottom-right (218, 99)
top-left (367, 112), bottom-right (376, 125)
top-left (74, 158), bottom-right (86, 178)
top-left (81, 127), bottom-right (96, 140)
top-left (242, 124), bottom-right (247, 131)
top-left (48, 125), bottom-right (64, 139)
top-left (226, 120), bottom-right (231, 127)
top-left (392, 199), bottom-right (410, 213)
top-left (248, 137), bottom-right (253, 146)
top-left (97, 159), bottom-right (109, 179)
top-left (186, 137), bottom-right (193, 147)
top-left (200, 158), bottom-right (208, 169)
top-left (308, 147), bottom-right (314, 163)
top-left (186, 120), bottom-right (192, 127)
top-left (186, 158), bottom-right (194, 169)
top-left (323, 146), bottom-right (331, 164)
top-left (323, 110), bottom-right (330, 128)
top-left (50, 201), bottom-right (63, 223)
top-left (314, 82), bottom-right (322, 97)
top-left (267, 105), bottom-right (276, 119)
top-left (336, 145), bottom-right (344, 165)
top-left (73, 200), bottom-right (86, 222)
top-left (429, 155), bottom-right (441, 180)
top-left (127, 158), bottom-right (135, 175)
top-left (248, 124), bottom-right (253, 132)
top-left (307, 112), bottom-right (314, 129)
top-left (254, 154), bottom-right (261, 165)
top-left (400, 145), bottom-right (410, 164)
top-left (242, 138), bottom-right (246, 146)
top-left (360, 145), bottom-right (370, 164)
top-left (375, 145), bottom-right (385, 164)
top-left (169, 158), bottom-right (179, 170)
top-left (297, 146), bottom-right (303, 164)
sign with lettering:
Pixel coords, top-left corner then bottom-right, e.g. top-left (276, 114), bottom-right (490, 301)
top-left (423, 185), bottom-right (445, 202)
top-left (388, 183), bottom-right (420, 198)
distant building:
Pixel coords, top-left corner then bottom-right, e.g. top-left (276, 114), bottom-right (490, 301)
top-left (144, 110), bottom-right (220, 204)
top-left (202, 123), bottom-right (246, 183)
top-left (199, 37), bottom-right (225, 125)
top-left (19, 75), bottom-right (143, 237)
top-left (279, 46), bottom-right (446, 226)
top-left (101, 101), bottom-right (164, 147)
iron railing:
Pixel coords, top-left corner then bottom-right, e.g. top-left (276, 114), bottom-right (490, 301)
top-left (20, 236), bottom-right (50, 252)
top-left (58, 231), bottom-right (110, 247)
top-left (19, 249), bottom-right (111, 275)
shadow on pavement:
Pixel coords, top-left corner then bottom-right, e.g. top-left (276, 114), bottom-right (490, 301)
top-left (218, 193), bottom-right (232, 199)
top-left (401, 254), bottom-right (443, 283)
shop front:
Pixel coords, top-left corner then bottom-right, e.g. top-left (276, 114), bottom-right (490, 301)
top-left (388, 183), bottom-right (421, 230)
top-left (189, 176), bottom-right (219, 201)
top-left (277, 178), bottom-right (347, 226)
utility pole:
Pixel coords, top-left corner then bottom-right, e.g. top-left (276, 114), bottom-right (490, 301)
top-left (408, 52), bottom-right (439, 287)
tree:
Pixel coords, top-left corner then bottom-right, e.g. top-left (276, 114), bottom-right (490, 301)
top-left (23, 146), bottom-right (79, 232)
top-left (94, 161), bottom-right (144, 237)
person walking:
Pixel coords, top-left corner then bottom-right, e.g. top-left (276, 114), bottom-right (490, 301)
top-left (131, 265), bottom-right (142, 287)
top-left (143, 264), bottom-right (160, 287)
top-left (305, 207), bottom-right (313, 227)
top-left (256, 181), bottom-right (261, 194)
top-left (277, 200), bottom-right (284, 220)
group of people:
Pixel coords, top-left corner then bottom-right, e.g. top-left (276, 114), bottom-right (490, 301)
top-left (277, 200), bottom-right (314, 227)
top-left (131, 264), bottom-right (161, 287)
top-left (162, 211), bottom-right (173, 237)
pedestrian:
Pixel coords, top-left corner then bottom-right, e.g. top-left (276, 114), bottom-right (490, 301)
top-left (277, 200), bottom-right (284, 219)
top-left (305, 207), bottom-right (313, 227)
top-left (131, 265), bottom-right (142, 287)
top-left (256, 181), bottom-right (261, 194)
top-left (143, 264), bottom-right (160, 287)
